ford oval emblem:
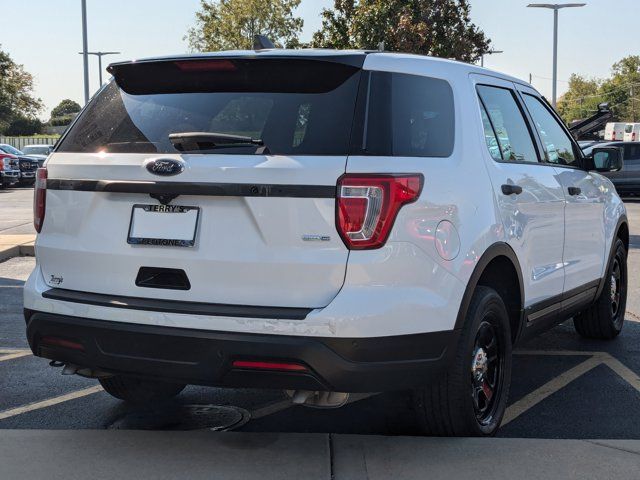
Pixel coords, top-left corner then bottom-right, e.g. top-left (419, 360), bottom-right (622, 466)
top-left (146, 159), bottom-right (184, 176)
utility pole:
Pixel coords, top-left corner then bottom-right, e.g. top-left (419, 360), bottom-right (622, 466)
top-left (81, 0), bottom-right (89, 104)
top-left (632, 85), bottom-right (636, 123)
top-left (527, 3), bottom-right (586, 108)
top-left (529, 73), bottom-right (533, 84)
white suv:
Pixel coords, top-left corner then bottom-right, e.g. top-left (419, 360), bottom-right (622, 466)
top-left (24, 50), bottom-right (628, 436)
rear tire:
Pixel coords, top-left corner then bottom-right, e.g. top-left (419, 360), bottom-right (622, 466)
top-left (574, 238), bottom-right (627, 340)
top-left (99, 376), bottom-right (186, 404)
top-left (414, 286), bottom-right (512, 436)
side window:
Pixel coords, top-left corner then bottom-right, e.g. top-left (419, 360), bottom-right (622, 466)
top-left (480, 104), bottom-right (502, 161)
top-left (366, 72), bottom-right (455, 157)
top-left (477, 85), bottom-right (539, 163)
top-left (623, 144), bottom-right (640, 161)
top-left (522, 94), bottom-right (577, 166)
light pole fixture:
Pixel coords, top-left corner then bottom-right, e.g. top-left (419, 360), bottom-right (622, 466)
top-left (78, 51), bottom-right (121, 89)
top-left (527, 3), bottom-right (586, 107)
top-left (480, 50), bottom-right (504, 68)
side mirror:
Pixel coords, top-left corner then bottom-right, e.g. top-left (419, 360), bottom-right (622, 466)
top-left (592, 147), bottom-right (623, 172)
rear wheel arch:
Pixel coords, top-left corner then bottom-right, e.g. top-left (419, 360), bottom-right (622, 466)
top-left (616, 219), bottom-right (629, 253)
top-left (455, 243), bottom-right (524, 343)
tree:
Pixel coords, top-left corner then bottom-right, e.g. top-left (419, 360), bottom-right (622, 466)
top-left (186, 0), bottom-right (304, 52)
top-left (0, 45), bottom-right (42, 134)
top-left (312, 0), bottom-right (490, 63)
top-left (556, 56), bottom-right (640, 124)
top-left (556, 74), bottom-right (601, 123)
top-left (5, 115), bottom-right (43, 136)
top-left (51, 99), bottom-right (81, 120)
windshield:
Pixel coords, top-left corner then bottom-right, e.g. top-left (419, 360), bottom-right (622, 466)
top-left (0, 144), bottom-right (23, 156)
top-left (23, 146), bottom-right (50, 155)
top-left (57, 59), bottom-right (362, 155)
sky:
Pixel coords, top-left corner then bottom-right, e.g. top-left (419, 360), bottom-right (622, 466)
top-left (1, 0), bottom-right (638, 120)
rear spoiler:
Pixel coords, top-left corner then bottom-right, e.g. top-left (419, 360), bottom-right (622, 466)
top-left (106, 54), bottom-right (366, 95)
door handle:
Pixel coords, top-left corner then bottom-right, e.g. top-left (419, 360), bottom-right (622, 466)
top-left (568, 187), bottom-right (581, 196)
top-left (501, 184), bottom-right (523, 195)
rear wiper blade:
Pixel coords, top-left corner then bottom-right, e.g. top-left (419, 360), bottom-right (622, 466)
top-left (169, 132), bottom-right (267, 153)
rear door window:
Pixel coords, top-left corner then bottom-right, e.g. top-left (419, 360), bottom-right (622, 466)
top-left (477, 85), bottom-right (539, 163)
top-left (57, 59), bottom-right (362, 156)
top-left (364, 72), bottom-right (454, 157)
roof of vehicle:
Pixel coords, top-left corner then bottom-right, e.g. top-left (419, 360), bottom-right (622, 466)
top-left (107, 49), bottom-right (531, 89)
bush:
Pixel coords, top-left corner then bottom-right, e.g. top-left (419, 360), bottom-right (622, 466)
top-left (4, 115), bottom-right (43, 136)
top-left (50, 114), bottom-right (76, 127)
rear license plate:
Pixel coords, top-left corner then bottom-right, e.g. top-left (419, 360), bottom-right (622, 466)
top-left (128, 204), bottom-right (200, 247)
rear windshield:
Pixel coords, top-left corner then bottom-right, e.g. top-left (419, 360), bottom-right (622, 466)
top-left (57, 59), bottom-right (362, 155)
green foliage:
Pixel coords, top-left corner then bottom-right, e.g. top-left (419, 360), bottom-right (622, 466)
top-left (186, 0), bottom-right (304, 51)
top-left (0, 45), bottom-right (42, 134)
top-left (558, 55), bottom-right (640, 123)
top-left (50, 114), bottom-right (76, 127)
top-left (51, 99), bottom-right (81, 119)
top-left (4, 115), bottom-right (43, 136)
top-left (312, 0), bottom-right (490, 62)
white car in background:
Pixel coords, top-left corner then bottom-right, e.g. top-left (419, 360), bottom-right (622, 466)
top-left (24, 50), bottom-right (629, 436)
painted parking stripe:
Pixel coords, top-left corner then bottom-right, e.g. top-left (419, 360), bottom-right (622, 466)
top-left (0, 385), bottom-right (103, 421)
top-left (502, 356), bottom-right (601, 426)
top-left (602, 356), bottom-right (640, 394)
top-left (0, 349), bottom-right (31, 362)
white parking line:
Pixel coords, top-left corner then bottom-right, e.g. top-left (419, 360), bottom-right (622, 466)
top-left (0, 385), bottom-right (103, 421)
top-left (0, 349), bottom-right (31, 362)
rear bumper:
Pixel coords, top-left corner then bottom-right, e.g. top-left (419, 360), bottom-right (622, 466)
top-left (25, 310), bottom-right (459, 392)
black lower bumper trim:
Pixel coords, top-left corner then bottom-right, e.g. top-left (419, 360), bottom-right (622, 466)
top-left (42, 288), bottom-right (312, 320)
top-left (26, 311), bottom-right (459, 393)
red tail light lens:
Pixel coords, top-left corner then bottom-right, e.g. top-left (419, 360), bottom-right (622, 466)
top-left (336, 174), bottom-right (423, 250)
top-left (174, 59), bottom-right (237, 72)
top-left (232, 360), bottom-right (308, 372)
top-left (34, 168), bottom-right (47, 233)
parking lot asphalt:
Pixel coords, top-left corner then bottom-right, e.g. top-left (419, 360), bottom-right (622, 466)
top-left (1, 186), bottom-right (639, 439)
top-left (0, 187), bottom-right (35, 235)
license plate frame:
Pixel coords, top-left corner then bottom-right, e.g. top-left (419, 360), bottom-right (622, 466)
top-left (127, 204), bottom-right (200, 247)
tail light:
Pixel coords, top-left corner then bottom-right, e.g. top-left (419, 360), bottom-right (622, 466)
top-left (336, 174), bottom-right (423, 250)
top-left (34, 168), bottom-right (47, 233)
top-left (633, 133), bottom-right (636, 141)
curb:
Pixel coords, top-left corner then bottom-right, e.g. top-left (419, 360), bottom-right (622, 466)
top-left (0, 235), bottom-right (35, 262)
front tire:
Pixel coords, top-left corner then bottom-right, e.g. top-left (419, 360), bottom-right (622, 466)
top-left (574, 238), bottom-right (627, 340)
top-left (414, 286), bottom-right (512, 436)
top-left (99, 376), bottom-right (186, 405)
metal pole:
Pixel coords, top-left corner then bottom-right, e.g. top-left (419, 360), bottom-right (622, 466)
top-left (81, 0), bottom-right (90, 104)
top-left (481, 55), bottom-right (484, 68)
top-left (98, 54), bottom-right (103, 86)
top-left (552, 7), bottom-right (558, 107)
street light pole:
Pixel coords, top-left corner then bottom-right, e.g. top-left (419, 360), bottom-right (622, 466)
top-left (527, 3), bottom-right (586, 108)
top-left (81, 0), bottom-right (89, 105)
top-left (78, 52), bottom-right (121, 89)
top-left (480, 50), bottom-right (504, 68)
